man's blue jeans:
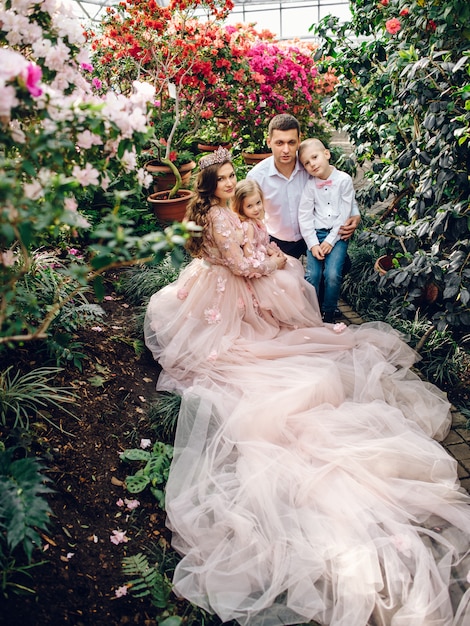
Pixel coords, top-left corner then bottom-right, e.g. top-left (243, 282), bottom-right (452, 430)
top-left (305, 229), bottom-right (349, 315)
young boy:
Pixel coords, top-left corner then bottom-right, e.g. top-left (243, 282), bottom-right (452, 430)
top-left (298, 138), bottom-right (359, 323)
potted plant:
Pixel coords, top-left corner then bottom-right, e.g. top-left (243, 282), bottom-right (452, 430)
top-left (87, 0), bottom-right (237, 221)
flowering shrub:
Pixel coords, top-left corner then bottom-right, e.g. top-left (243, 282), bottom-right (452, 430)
top-left (217, 35), bottom-right (337, 151)
top-left (86, 0), bottom-right (240, 193)
top-left (314, 0), bottom-right (470, 331)
top-left (0, 0), bottom-right (191, 348)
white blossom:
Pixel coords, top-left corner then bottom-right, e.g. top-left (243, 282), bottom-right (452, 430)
top-left (76, 129), bottom-right (103, 150)
top-left (24, 180), bottom-right (44, 200)
top-left (72, 163), bottom-right (100, 187)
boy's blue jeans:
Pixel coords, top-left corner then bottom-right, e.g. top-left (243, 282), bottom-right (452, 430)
top-left (305, 229), bottom-right (349, 315)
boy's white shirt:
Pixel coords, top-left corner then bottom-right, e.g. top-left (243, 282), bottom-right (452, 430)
top-left (298, 167), bottom-right (358, 249)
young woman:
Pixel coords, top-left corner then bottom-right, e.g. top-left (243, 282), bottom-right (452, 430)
top-left (144, 148), bottom-right (470, 626)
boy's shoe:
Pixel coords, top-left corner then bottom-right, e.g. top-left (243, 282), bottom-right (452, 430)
top-left (322, 311), bottom-right (335, 324)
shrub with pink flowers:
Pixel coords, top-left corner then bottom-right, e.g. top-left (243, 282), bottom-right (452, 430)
top-left (220, 37), bottom-right (337, 152)
top-left (0, 0), bottom-right (191, 349)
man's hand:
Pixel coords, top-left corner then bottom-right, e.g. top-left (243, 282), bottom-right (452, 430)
top-left (339, 214), bottom-right (361, 240)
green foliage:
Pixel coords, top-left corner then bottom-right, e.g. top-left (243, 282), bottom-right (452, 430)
top-left (148, 393), bottom-right (182, 442)
top-left (1, 2), bottom-right (194, 350)
top-left (122, 552), bottom-right (174, 609)
top-left (383, 315), bottom-right (469, 388)
top-left (120, 255), bottom-right (189, 305)
top-left (0, 366), bottom-right (77, 432)
top-left (0, 445), bottom-right (53, 565)
top-left (313, 0), bottom-right (470, 331)
top-left (342, 240), bottom-right (469, 395)
top-left (120, 442), bottom-right (174, 508)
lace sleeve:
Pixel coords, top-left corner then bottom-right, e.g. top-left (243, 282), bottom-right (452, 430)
top-left (207, 207), bottom-right (278, 277)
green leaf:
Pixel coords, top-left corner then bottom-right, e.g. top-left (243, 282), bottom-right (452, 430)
top-left (125, 474), bottom-right (150, 493)
top-left (120, 449), bottom-right (151, 462)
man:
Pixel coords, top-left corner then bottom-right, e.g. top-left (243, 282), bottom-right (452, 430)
top-left (247, 114), bottom-right (360, 260)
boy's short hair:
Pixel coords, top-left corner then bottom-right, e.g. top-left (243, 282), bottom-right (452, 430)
top-left (298, 138), bottom-right (328, 160)
top-left (268, 114), bottom-right (300, 138)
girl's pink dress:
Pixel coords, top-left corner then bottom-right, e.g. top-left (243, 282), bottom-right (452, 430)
top-left (241, 217), bottom-right (316, 325)
top-left (144, 205), bottom-right (470, 626)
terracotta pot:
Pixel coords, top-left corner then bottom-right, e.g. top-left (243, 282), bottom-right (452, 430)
top-left (374, 254), bottom-right (395, 276)
top-left (241, 151), bottom-right (272, 165)
top-left (144, 160), bottom-right (196, 192)
top-left (147, 189), bottom-right (194, 224)
top-left (197, 142), bottom-right (232, 153)
top-left (374, 254), bottom-right (439, 303)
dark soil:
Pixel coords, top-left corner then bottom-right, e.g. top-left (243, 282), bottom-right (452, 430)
top-left (0, 272), bottom-right (188, 626)
top-left (1, 270), bottom-right (468, 626)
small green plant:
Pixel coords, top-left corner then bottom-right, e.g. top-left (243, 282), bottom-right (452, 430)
top-left (148, 393), bottom-right (181, 442)
top-left (120, 441), bottom-right (173, 508)
top-left (0, 366), bottom-right (78, 432)
top-left (121, 552), bottom-right (176, 611)
top-left (120, 256), bottom-right (189, 306)
top-left (0, 443), bottom-right (52, 596)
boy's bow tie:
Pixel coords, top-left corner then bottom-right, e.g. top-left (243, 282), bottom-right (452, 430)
top-left (316, 179), bottom-right (333, 188)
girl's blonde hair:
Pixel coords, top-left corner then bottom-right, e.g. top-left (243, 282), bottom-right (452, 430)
top-left (232, 179), bottom-right (264, 220)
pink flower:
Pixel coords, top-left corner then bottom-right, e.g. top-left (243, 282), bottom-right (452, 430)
top-left (333, 322), bottom-right (347, 333)
top-left (385, 18), bottom-right (402, 35)
top-left (23, 63), bottom-right (42, 97)
top-left (116, 498), bottom-right (124, 507)
top-left (177, 287), bottom-right (189, 300)
top-left (92, 77), bottom-right (102, 90)
top-left (81, 62), bottom-right (94, 72)
top-left (110, 530), bottom-right (129, 545)
top-left (124, 498), bottom-right (140, 510)
top-left (115, 585), bottom-right (128, 598)
top-left (380, 0), bottom-right (389, 5)
top-left (207, 350), bottom-right (218, 362)
top-left (204, 307), bottom-right (221, 325)
top-left (392, 533), bottom-right (412, 557)
top-left (140, 438), bottom-right (151, 449)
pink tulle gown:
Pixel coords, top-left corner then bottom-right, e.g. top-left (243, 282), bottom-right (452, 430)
top-left (144, 205), bottom-right (470, 626)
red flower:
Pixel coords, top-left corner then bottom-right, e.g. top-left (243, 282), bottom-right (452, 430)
top-left (385, 18), bottom-right (402, 35)
top-left (399, 8), bottom-right (409, 16)
top-left (426, 19), bottom-right (437, 32)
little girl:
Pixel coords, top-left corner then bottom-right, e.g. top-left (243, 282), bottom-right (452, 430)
top-left (232, 179), bottom-right (321, 325)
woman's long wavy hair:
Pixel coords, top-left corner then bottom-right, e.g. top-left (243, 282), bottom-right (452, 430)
top-left (185, 159), bottom-right (234, 258)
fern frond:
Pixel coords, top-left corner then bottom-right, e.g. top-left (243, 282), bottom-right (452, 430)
top-left (122, 553), bottom-right (172, 608)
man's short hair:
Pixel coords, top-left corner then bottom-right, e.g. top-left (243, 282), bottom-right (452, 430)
top-left (268, 114), bottom-right (300, 138)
